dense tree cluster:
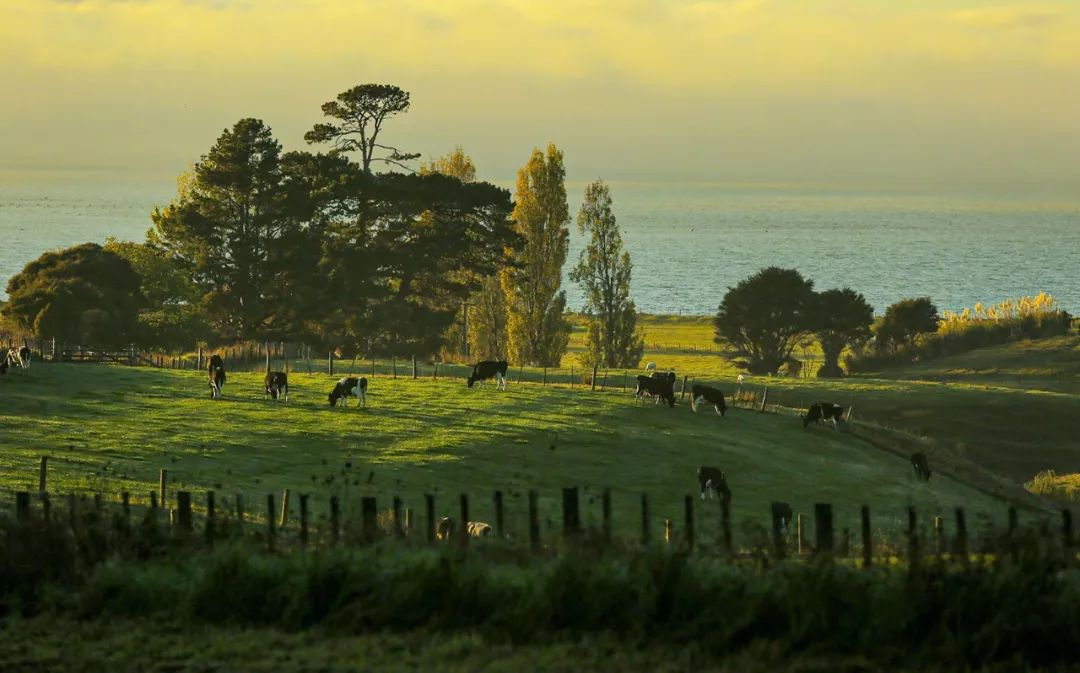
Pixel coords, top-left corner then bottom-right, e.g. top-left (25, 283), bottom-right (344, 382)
top-left (713, 268), bottom-right (877, 377)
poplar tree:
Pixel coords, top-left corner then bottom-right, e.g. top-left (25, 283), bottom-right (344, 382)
top-left (501, 143), bottom-right (571, 367)
top-left (569, 180), bottom-right (643, 368)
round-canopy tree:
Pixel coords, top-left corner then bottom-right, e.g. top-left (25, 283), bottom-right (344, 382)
top-left (714, 267), bottom-right (817, 375)
top-left (815, 288), bottom-right (874, 377)
top-left (875, 296), bottom-right (940, 352)
top-left (2, 243), bottom-right (145, 346)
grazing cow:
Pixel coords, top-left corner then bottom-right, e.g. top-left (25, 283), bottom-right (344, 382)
top-left (264, 371), bottom-right (288, 402)
top-left (697, 465), bottom-right (732, 503)
top-left (690, 383), bottom-right (727, 416)
top-left (329, 377), bottom-right (367, 407)
top-left (802, 402), bottom-right (845, 429)
top-left (770, 501), bottom-right (793, 533)
top-left (467, 360), bottom-right (508, 390)
top-left (17, 346), bottom-right (30, 369)
top-left (644, 362), bottom-right (657, 372)
top-left (467, 521), bottom-right (493, 538)
top-left (911, 452), bottom-right (932, 481)
top-left (635, 372), bottom-right (676, 407)
top-left (207, 354), bottom-right (226, 399)
top-left (737, 373), bottom-right (745, 386)
top-left (436, 517), bottom-right (456, 541)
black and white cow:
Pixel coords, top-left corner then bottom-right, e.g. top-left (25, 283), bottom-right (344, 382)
top-left (329, 376), bottom-right (367, 407)
top-left (690, 383), bottom-right (727, 416)
top-left (264, 371), bottom-right (288, 402)
top-left (467, 360), bottom-right (508, 390)
top-left (208, 354), bottom-right (226, 399)
top-left (697, 465), bottom-right (732, 503)
top-left (635, 372), bottom-right (676, 407)
top-left (911, 452), bottom-right (932, 481)
top-left (771, 501), bottom-right (793, 534)
top-left (18, 346), bottom-right (30, 369)
top-left (802, 402), bottom-right (845, 429)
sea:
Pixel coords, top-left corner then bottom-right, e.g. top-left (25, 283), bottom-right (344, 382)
top-left (1, 171), bottom-right (1078, 316)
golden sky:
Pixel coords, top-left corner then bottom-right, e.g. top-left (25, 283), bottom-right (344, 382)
top-left (3, 0), bottom-right (1079, 190)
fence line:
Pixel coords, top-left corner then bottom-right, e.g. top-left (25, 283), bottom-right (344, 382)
top-left (2, 480), bottom-right (1074, 566)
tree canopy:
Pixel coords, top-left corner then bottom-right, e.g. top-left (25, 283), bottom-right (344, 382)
top-left (713, 267), bottom-right (817, 374)
top-left (501, 144), bottom-right (572, 367)
top-left (2, 243), bottom-right (145, 346)
top-left (815, 287), bottom-right (874, 377)
top-left (569, 180), bottom-right (643, 369)
top-left (304, 84), bottom-right (419, 175)
top-left (876, 296), bottom-right (940, 352)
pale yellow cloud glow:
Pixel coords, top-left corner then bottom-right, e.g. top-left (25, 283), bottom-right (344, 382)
top-left (2, 0), bottom-right (1079, 189)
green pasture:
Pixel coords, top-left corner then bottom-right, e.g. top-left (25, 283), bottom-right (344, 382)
top-left (0, 363), bottom-right (1013, 544)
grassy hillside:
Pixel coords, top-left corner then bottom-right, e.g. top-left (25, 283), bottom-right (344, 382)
top-left (0, 363), bottom-right (1017, 544)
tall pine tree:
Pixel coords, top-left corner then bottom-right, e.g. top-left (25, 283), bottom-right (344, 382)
top-left (501, 144), bottom-right (571, 367)
top-left (569, 180), bottom-right (643, 368)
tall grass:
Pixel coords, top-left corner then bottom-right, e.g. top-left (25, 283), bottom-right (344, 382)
top-left (1026, 470), bottom-right (1080, 502)
top-left (6, 520), bottom-right (1080, 670)
top-left (848, 293), bottom-right (1072, 373)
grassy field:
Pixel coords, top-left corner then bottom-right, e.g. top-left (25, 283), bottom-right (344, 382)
top-left (0, 361), bottom-right (1018, 544)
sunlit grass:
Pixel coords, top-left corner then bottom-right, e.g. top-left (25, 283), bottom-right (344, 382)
top-left (0, 363), bottom-right (1012, 543)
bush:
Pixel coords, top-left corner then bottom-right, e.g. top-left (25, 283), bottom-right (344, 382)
top-left (847, 294), bottom-right (1072, 373)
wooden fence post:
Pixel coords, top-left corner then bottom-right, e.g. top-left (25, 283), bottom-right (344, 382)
top-left (933, 516), bottom-right (945, 555)
top-left (570, 366), bottom-right (574, 389)
top-left (907, 506), bottom-right (918, 566)
top-left (176, 491), bottom-right (192, 532)
top-left (814, 503), bottom-right (834, 556)
top-left (392, 357), bottom-right (397, 379)
top-left (796, 513), bottom-right (804, 556)
top-left (279, 488), bottom-right (290, 529)
top-left (266, 494), bottom-right (275, 551)
top-left (159, 469), bottom-right (168, 508)
top-left (459, 493), bottom-right (469, 546)
top-left (680, 375), bottom-right (688, 401)
top-left (721, 498), bottom-right (733, 555)
top-left (392, 496), bottom-right (404, 538)
top-left (771, 503), bottom-right (785, 560)
top-left (954, 507), bottom-right (968, 563)
top-left (15, 492), bottom-right (30, 522)
top-left (562, 487), bottom-right (581, 540)
top-left (684, 495), bottom-right (695, 550)
top-left (328, 350), bottom-right (334, 376)
top-left (38, 456), bottom-right (47, 493)
top-left (299, 494), bottom-right (310, 546)
top-left (494, 490), bottom-right (505, 539)
top-left (640, 493), bottom-right (651, 546)
top-left (120, 492), bottom-right (129, 531)
top-left (759, 387), bottom-right (769, 412)
top-left (664, 518), bottom-right (674, 545)
top-left (235, 494), bottom-right (245, 532)
top-left (404, 508), bottom-right (412, 537)
top-left (425, 494), bottom-right (435, 543)
top-left (361, 497), bottom-right (377, 543)
top-left (602, 488), bottom-right (612, 543)
top-left (205, 490), bottom-right (215, 546)
top-left (528, 490), bottom-right (540, 550)
top-left (412, 355), bottom-right (417, 379)
top-left (861, 505), bottom-right (872, 567)
top-left (330, 495), bottom-right (340, 544)
top-left (150, 491), bottom-right (158, 512)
